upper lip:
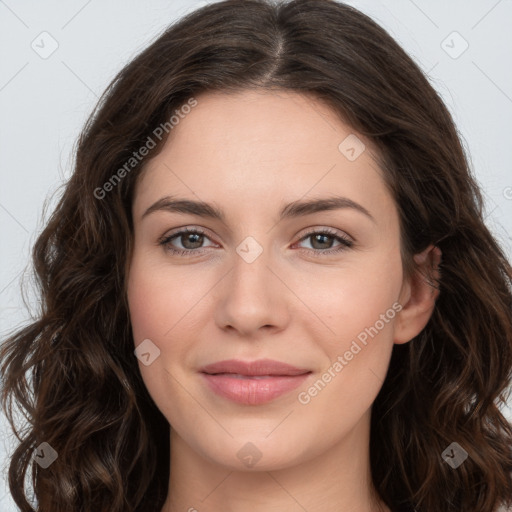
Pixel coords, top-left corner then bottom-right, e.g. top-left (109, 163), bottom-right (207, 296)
top-left (200, 358), bottom-right (311, 376)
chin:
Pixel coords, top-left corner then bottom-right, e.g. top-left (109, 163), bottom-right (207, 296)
top-left (192, 432), bottom-right (310, 472)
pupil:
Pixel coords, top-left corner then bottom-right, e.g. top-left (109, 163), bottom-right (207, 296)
top-left (184, 233), bottom-right (202, 249)
top-left (313, 234), bottom-right (331, 249)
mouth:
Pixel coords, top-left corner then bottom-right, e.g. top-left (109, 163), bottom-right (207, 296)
top-left (199, 359), bottom-right (312, 405)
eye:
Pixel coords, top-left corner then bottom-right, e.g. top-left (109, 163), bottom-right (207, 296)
top-left (294, 228), bottom-right (353, 256)
top-left (158, 226), bottom-right (354, 257)
top-left (159, 227), bottom-right (216, 256)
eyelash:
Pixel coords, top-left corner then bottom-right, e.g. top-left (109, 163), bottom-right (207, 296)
top-left (158, 227), bottom-right (354, 257)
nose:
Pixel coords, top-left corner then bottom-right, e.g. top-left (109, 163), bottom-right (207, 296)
top-left (213, 245), bottom-right (290, 338)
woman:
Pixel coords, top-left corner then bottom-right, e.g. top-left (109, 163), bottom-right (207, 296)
top-left (1, 1), bottom-right (511, 511)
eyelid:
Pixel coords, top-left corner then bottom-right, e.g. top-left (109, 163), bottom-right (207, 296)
top-left (295, 225), bottom-right (353, 242)
top-left (160, 225), bottom-right (353, 242)
top-left (158, 226), bottom-right (217, 247)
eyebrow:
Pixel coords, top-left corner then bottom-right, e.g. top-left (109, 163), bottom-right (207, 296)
top-left (141, 195), bottom-right (375, 223)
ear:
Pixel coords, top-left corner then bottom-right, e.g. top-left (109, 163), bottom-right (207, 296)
top-left (394, 244), bottom-right (442, 344)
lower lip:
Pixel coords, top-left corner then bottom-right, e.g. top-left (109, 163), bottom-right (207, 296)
top-left (201, 372), bottom-right (311, 405)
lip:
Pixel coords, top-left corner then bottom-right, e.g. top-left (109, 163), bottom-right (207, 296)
top-left (200, 358), bottom-right (312, 405)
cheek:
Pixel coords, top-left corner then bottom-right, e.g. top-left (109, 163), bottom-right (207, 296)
top-left (126, 253), bottom-right (216, 392)
top-left (127, 251), bottom-right (207, 343)
top-left (126, 256), bottom-right (195, 421)
top-left (127, 271), bottom-right (168, 344)
top-left (294, 257), bottom-right (403, 427)
top-left (297, 253), bottom-right (402, 414)
top-left (126, 255), bottom-right (188, 408)
top-left (302, 248), bottom-right (404, 349)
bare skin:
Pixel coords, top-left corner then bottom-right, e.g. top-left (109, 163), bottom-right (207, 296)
top-left (126, 89), bottom-right (440, 512)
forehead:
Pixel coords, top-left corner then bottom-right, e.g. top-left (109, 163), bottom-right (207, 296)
top-left (158, 89), bottom-right (361, 161)
top-left (132, 89), bottom-right (394, 225)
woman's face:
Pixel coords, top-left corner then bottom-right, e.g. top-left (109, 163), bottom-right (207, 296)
top-left (127, 89), bottom-right (411, 471)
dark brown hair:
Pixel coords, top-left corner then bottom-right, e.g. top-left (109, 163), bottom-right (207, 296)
top-left (1, 1), bottom-right (511, 511)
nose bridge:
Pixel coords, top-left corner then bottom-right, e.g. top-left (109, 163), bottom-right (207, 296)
top-left (216, 233), bottom-right (284, 333)
top-left (231, 234), bottom-right (273, 298)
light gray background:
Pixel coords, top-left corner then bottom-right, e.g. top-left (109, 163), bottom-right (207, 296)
top-left (1, 1), bottom-right (511, 510)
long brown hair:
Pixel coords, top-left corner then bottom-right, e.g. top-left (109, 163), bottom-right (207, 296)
top-left (1, 1), bottom-right (511, 511)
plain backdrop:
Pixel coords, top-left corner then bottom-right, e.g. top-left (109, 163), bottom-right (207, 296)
top-left (1, 1), bottom-right (511, 510)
